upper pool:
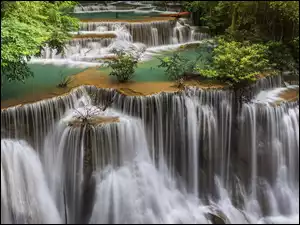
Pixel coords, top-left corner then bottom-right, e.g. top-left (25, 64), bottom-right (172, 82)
top-left (73, 11), bottom-right (168, 20)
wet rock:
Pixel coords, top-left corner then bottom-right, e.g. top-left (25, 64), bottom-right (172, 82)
top-left (205, 212), bottom-right (228, 224)
top-left (68, 116), bottom-right (119, 127)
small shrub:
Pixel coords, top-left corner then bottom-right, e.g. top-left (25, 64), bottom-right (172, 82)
top-left (157, 53), bottom-right (203, 81)
top-left (158, 41), bottom-right (213, 81)
top-left (57, 71), bottom-right (73, 88)
top-left (106, 48), bottom-right (144, 83)
top-left (157, 53), bottom-right (187, 81)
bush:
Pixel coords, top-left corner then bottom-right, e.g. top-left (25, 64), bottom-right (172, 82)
top-left (157, 49), bottom-right (206, 81)
top-left (266, 41), bottom-right (298, 74)
top-left (157, 53), bottom-right (188, 81)
top-left (198, 38), bottom-right (269, 88)
top-left (106, 48), bottom-right (144, 83)
top-left (56, 69), bottom-right (74, 88)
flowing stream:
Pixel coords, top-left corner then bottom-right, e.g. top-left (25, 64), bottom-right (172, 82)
top-left (1, 76), bottom-right (299, 224)
top-left (1, 2), bottom-right (299, 224)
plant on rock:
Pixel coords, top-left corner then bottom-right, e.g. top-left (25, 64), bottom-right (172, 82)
top-left (57, 70), bottom-right (74, 88)
top-left (106, 48), bottom-right (144, 83)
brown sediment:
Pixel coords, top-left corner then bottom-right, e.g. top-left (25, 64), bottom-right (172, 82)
top-left (1, 87), bottom-right (75, 110)
top-left (71, 68), bottom-right (225, 96)
top-left (278, 88), bottom-right (299, 102)
top-left (73, 33), bottom-right (117, 39)
top-left (256, 71), bottom-right (277, 79)
top-left (96, 56), bottom-right (118, 61)
top-left (158, 12), bottom-right (190, 18)
top-left (269, 88), bottom-right (299, 106)
top-left (79, 17), bottom-right (176, 23)
top-left (1, 67), bottom-right (226, 109)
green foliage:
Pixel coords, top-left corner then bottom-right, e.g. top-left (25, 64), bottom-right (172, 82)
top-left (1, 60), bottom-right (33, 86)
top-left (269, 1), bottom-right (299, 23)
top-left (185, 1), bottom-right (299, 43)
top-left (158, 41), bottom-right (212, 81)
top-left (106, 49), bottom-right (143, 83)
top-left (185, 1), bottom-right (299, 84)
top-left (289, 36), bottom-right (299, 70)
top-left (1, 1), bottom-right (79, 83)
top-left (266, 41), bottom-right (299, 75)
top-left (198, 38), bottom-right (269, 88)
top-left (157, 52), bottom-right (203, 81)
top-left (157, 53), bottom-right (187, 80)
top-left (184, 1), bottom-right (227, 35)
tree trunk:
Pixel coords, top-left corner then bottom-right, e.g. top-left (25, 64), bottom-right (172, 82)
top-left (230, 4), bottom-right (237, 34)
top-left (192, 11), bottom-right (201, 26)
top-left (280, 20), bottom-right (284, 41)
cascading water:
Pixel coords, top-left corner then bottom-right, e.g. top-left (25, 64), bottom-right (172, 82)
top-left (79, 20), bottom-right (205, 46)
top-left (30, 1), bottom-right (209, 67)
top-left (1, 74), bottom-right (298, 224)
top-left (1, 139), bottom-right (61, 224)
top-left (237, 101), bottom-right (299, 224)
top-left (88, 118), bottom-right (211, 224)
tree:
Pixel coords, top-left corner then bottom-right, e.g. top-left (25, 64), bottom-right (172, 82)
top-left (1, 1), bottom-right (79, 83)
top-left (266, 41), bottom-right (299, 75)
top-left (157, 53), bottom-right (187, 81)
top-left (106, 48), bottom-right (144, 83)
top-left (198, 38), bottom-right (270, 88)
top-left (157, 52), bottom-right (203, 81)
top-left (184, 1), bottom-right (299, 43)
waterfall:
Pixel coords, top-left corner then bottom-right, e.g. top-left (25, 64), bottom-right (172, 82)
top-left (87, 108), bottom-right (211, 224)
top-left (1, 82), bottom-right (299, 224)
top-left (38, 25), bottom-right (137, 62)
top-left (33, 4), bottom-right (209, 66)
top-left (68, 38), bottom-right (114, 49)
top-left (79, 21), bottom-right (174, 46)
top-left (42, 107), bottom-right (91, 223)
top-left (238, 102), bottom-right (299, 217)
top-left (1, 139), bottom-right (61, 224)
top-left (74, 4), bottom-right (117, 13)
top-left (172, 21), bottom-right (191, 43)
top-left (1, 86), bottom-right (90, 152)
top-left (79, 20), bottom-right (207, 47)
top-left (151, 27), bottom-right (159, 46)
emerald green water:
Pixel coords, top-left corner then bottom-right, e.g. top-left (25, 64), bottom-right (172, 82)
top-left (73, 11), bottom-right (163, 20)
top-left (99, 47), bottom-right (211, 82)
top-left (1, 47), bottom-right (210, 102)
top-left (1, 64), bottom-right (86, 101)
